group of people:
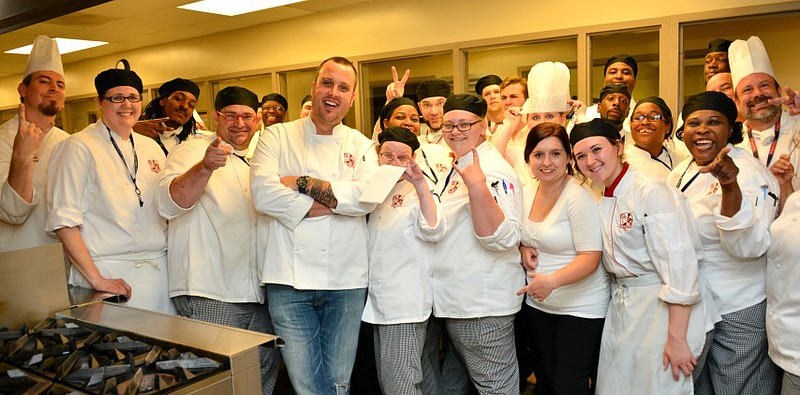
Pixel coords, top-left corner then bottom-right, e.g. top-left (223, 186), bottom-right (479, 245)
top-left (1, 33), bottom-right (799, 395)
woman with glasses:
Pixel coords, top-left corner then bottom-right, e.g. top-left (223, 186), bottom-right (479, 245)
top-left (571, 118), bottom-right (715, 394)
top-left (432, 94), bottom-right (524, 392)
top-left (362, 127), bottom-right (445, 394)
top-left (668, 91), bottom-right (781, 394)
top-left (46, 66), bottom-right (174, 314)
top-left (516, 122), bottom-right (608, 395)
top-left (626, 97), bottom-right (687, 181)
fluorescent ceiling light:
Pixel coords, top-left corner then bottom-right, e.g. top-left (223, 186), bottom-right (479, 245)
top-left (5, 38), bottom-right (107, 55)
top-left (178, 0), bottom-right (304, 16)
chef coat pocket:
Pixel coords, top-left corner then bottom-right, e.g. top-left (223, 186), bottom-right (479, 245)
top-left (641, 212), bottom-right (682, 253)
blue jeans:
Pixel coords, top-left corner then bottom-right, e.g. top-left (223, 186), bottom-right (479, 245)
top-left (267, 285), bottom-right (366, 395)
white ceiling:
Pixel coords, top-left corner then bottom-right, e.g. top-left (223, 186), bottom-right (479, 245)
top-left (0, 0), bottom-right (378, 78)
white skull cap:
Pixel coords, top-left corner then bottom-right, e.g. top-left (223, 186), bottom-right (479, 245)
top-left (729, 36), bottom-right (775, 91)
top-left (24, 35), bottom-right (64, 78)
top-left (521, 61), bottom-right (571, 114)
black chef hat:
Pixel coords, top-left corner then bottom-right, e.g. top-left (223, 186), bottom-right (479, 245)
top-left (300, 94), bottom-right (312, 106)
top-left (570, 118), bottom-right (621, 147)
top-left (260, 93), bottom-right (288, 111)
top-left (416, 79), bottom-right (451, 101)
top-left (604, 54), bottom-right (638, 78)
top-left (158, 78), bottom-right (200, 100)
top-left (215, 86), bottom-right (259, 112)
top-left (599, 84), bottom-right (631, 101)
top-left (379, 126), bottom-right (420, 153)
top-left (95, 68), bottom-right (143, 97)
top-left (379, 97), bottom-right (420, 131)
top-left (676, 91), bottom-right (743, 144)
top-left (475, 74), bottom-right (502, 96)
top-left (707, 38), bottom-right (733, 54)
top-left (443, 93), bottom-right (487, 118)
top-left (633, 96), bottom-right (674, 138)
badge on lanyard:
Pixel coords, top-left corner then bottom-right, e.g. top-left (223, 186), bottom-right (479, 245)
top-left (135, 204), bottom-right (148, 227)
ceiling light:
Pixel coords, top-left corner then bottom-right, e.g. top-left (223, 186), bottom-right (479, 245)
top-left (178, 0), bottom-right (304, 16)
top-left (5, 38), bottom-right (107, 55)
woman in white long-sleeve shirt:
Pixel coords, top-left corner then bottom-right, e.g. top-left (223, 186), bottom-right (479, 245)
top-left (363, 127), bottom-right (446, 395)
top-left (668, 91), bottom-right (781, 394)
top-left (516, 122), bottom-right (608, 394)
top-left (571, 118), bottom-right (715, 394)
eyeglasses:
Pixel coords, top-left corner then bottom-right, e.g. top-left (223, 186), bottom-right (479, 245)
top-left (631, 114), bottom-right (664, 122)
top-left (262, 105), bottom-right (285, 112)
top-left (379, 152), bottom-right (411, 165)
top-left (218, 111), bottom-right (256, 122)
top-left (442, 119), bottom-right (483, 133)
top-left (104, 95), bottom-right (142, 103)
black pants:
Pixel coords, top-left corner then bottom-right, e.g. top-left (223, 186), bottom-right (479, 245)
top-left (523, 303), bottom-right (604, 395)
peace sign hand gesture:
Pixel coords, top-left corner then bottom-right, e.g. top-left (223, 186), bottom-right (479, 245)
top-left (385, 66), bottom-right (410, 103)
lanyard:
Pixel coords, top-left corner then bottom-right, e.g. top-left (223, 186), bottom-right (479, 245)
top-left (418, 148), bottom-right (439, 186)
top-left (747, 119), bottom-right (780, 166)
top-left (675, 159), bottom-right (700, 193)
top-left (232, 153), bottom-right (250, 167)
top-left (650, 146), bottom-right (673, 171)
top-left (432, 165), bottom-right (457, 203)
top-left (105, 123), bottom-right (143, 207)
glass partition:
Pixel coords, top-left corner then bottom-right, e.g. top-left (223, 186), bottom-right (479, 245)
top-left (210, 73), bottom-right (272, 130)
top-left (589, 28), bottom-right (659, 104)
top-left (278, 68), bottom-right (316, 122)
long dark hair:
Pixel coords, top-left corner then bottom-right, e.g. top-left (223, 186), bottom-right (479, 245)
top-left (524, 122), bottom-right (574, 176)
top-left (142, 95), bottom-right (196, 143)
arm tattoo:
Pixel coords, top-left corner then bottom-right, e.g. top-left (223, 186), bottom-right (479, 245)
top-left (305, 177), bottom-right (338, 209)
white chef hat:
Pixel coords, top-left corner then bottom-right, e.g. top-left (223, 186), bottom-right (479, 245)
top-left (521, 61), bottom-right (570, 114)
top-left (729, 36), bottom-right (775, 91)
top-left (24, 35), bottom-right (64, 78)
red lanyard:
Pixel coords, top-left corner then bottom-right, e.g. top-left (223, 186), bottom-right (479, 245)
top-left (748, 119), bottom-right (781, 167)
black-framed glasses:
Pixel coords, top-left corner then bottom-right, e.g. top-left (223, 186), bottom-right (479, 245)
top-left (442, 118), bottom-right (483, 133)
top-left (218, 111), bottom-right (256, 122)
top-left (631, 114), bottom-right (664, 122)
top-left (379, 152), bottom-right (411, 165)
top-left (104, 95), bottom-right (142, 103)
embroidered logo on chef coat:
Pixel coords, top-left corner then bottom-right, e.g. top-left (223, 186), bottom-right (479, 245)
top-left (343, 152), bottom-right (355, 168)
top-left (619, 212), bottom-right (633, 231)
top-left (148, 159), bottom-right (161, 174)
top-left (707, 182), bottom-right (719, 196)
top-left (448, 180), bottom-right (460, 194)
top-left (391, 194), bottom-right (404, 208)
top-left (436, 163), bottom-right (447, 173)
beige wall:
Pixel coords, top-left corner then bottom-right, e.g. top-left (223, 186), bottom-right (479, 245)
top-left (0, 0), bottom-right (796, 123)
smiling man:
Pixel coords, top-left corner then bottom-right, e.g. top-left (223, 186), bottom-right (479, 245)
top-left (0, 35), bottom-right (69, 252)
top-left (250, 56), bottom-right (379, 395)
top-left (134, 78), bottom-right (202, 156)
top-left (730, 36), bottom-right (800, 200)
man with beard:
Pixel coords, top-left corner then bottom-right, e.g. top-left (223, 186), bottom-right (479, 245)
top-left (134, 78), bottom-right (202, 155)
top-left (597, 84), bottom-right (632, 140)
top-left (730, 36), bottom-right (800, 202)
top-left (0, 36), bottom-right (69, 252)
top-left (416, 79), bottom-right (451, 147)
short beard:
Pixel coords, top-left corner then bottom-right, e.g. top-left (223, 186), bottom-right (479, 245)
top-left (744, 104), bottom-right (780, 124)
top-left (39, 101), bottom-right (60, 117)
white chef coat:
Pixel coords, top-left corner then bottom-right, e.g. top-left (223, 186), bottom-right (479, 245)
top-left (156, 125), bottom-right (213, 156)
top-left (668, 146), bottom-right (779, 315)
top-left (362, 179), bottom-right (446, 325)
top-left (521, 177), bottom-right (609, 318)
top-left (0, 115), bottom-right (68, 252)
top-left (766, 190), bottom-right (800, 376)
top-left (736, 110), bottom-right (800, 192)
top-left (416, 142), bottom-right (451, 191)
top-left (597, 164), bottom-right (715, 395)
top-left (626, 144), bottom-right (686, 182)
top-left (157, 135), bottom-right (263, 303)
top-left (250, 116), bottom-right (378, 289)
top-left (432, 141), bottom-right (524, 318)
top-left (418, 124), bottom-right (448, 148)
top-left (46, 121), bottom-right (171, 313)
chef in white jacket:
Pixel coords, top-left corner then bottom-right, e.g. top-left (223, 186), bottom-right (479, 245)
top-left (47, 66), bottom-right (173, 314)
top-left (157, 86), bottom-right (279, 394)
top-left (363, 127), bottom-right (446, 394)
top-left (433, 93), bottom-right (524, 393)
top-left (0, 35), bottom-right (69, 252)
top-left (249, 56), bottom-right (378, 395)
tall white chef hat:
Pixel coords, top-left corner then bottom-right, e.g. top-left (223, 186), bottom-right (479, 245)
top-left (729, 36), bottom-right (775, 91)
top-left (521, 61), bottom-right (570, 114)
top-left (24, 35), bottom-right (64, 78)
